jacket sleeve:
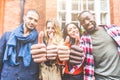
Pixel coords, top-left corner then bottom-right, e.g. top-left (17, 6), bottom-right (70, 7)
top-left (0, 33), bottom-right (6, 65)
top-left (0, 32), bottom-right (11, 69)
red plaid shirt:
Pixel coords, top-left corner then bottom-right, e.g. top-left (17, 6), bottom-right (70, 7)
top-left (81, 34), bottom-right (94, 80)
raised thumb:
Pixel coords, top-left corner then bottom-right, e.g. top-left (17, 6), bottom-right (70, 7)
top-left (38, 31), bottom-right (44, 43)
top-left (48, 33), bottom-right (54, 45)
top-left (75, 33), bottom-right (80, 45)
top-left (64, 36), bottom-right (70, 47)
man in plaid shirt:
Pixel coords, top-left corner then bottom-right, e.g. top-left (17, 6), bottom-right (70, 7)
top-left (78, 11), bottom-right (120, 80)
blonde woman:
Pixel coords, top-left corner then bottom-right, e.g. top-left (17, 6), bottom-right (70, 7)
top-left (40, 18), bottom-right (63, 80)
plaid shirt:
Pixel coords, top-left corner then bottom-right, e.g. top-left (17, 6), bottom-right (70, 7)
top-left (80, 25), bottom-right (120, 80)
top-left (104, 25), bottom-right (120, 55)
top-left (80, 33), bottom-right (94, 80)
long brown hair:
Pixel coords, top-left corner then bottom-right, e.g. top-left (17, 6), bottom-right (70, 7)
top-left (63, 22), bottom-right (80, 45)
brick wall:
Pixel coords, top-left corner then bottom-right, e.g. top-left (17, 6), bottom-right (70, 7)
top-left (0, 0), bottom-right (5, 36)
top-left (110, 0), bottom-right (120, 26)
top-left (46, 0), bottom-right (57, 20)
top-left (24, 0), bottom-right (46, 32)
top-left (4, 0), bottom-right (21, 33)
top-left (3, 0), bottom-right (47, 34)
top-left (0, 0), bottom-right (57, 37)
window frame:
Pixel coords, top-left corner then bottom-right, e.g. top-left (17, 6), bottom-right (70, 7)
top-left (57, 0), bottom-right (110, 29)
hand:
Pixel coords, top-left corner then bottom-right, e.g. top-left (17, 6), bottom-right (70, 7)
top-left (31, 31), bottom-right (47, 63)
top-left (46, 45), bottom-right (58, 60)
top-left (46, 33), bottom-right (57, 60)
top-left (69, 45), bottom-right (84, 65)
top-left (58, 36), bottom-right (70, 61)
top-left (69, 34), bottom-right (84, 65)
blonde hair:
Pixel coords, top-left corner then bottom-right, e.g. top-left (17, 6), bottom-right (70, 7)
top-left (44, 18), bottom-right (63, 45)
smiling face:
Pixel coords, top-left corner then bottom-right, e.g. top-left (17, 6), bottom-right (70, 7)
top-left (79, 11), bottom-right (96, 33)
top-left (45, 19), bottom-right (62, 45)
top-left (67, 23), bottom-right (80, 39)
top-left (46, 22), bottom-right (55, 38)
top-left (24, 10), bottom-right (39, 31)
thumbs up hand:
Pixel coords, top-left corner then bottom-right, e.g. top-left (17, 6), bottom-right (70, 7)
top-left (69, 33), bottom-right (84, 65)
top-left (75, 32), bottom-right (80, 45)
top-left (58, 36), bottom-right (70, 61)
top-left (31, 31), bottom-right (47, 63)
top-left (46, 33), bottom-right (58, 60)
top-left (69, 45), bottom-right (84, 65)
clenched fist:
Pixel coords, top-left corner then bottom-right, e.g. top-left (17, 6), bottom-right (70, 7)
top-left (31, 31), bottom-right (47, 63)
top-left (69, 45), bottom-right (84, 65)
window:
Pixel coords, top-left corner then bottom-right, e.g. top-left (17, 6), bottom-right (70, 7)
top-left (57, 0), bottom-right (110, 29)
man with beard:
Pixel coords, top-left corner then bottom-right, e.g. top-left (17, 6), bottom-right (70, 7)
top-left (0, 9), bottom-right (40, 80)
top-left (78, 11), bottom-right (120, 80)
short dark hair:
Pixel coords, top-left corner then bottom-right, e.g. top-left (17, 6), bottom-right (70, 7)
top-left (26, 9), bottom-right (40, 18)
top-left (78, 10), bottom-right (92, 24)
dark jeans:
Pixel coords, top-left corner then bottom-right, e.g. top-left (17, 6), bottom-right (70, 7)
top-left (62, 73), bottom-right (84, 80)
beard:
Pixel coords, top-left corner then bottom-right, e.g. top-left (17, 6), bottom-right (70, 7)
top-left (25, 23), bottom-right (35, 31)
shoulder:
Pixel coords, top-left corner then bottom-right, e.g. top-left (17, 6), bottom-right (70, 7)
top-left (98, 24), bottom-right (120, 30)
top-left (100, 24), bottom-right (118, 28)
top-left (0, 32), bottom-right (11, 41)
top-left (3, 32), bottom-right (11, 36)
top-left (3, 31), bottom-right (11, 38)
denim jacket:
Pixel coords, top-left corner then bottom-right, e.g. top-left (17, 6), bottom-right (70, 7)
top-left (0, 32), bottom-right (39, 80)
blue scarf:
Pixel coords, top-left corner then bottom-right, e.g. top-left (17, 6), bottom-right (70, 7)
top-left (3, 24), bottom-right (38, 67)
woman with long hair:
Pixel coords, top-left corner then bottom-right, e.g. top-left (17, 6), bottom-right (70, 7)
top-left (62, 22), bottom-right (84, 80)
top-left (40, 18), bottom-right (63, 80)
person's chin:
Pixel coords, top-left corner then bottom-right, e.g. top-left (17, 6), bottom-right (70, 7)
top-left (28, 27), bottom-right (34, 31)
top-left (88, 28), bottom-right (95, 34)
top-left (72, 36), bottom-right (76, 39)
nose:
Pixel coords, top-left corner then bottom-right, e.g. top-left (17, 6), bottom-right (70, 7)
top-left (49, 28), bottom-right (54, 31)
top-left (48, 28), bottom-right (51, 32)
top-left (31, 20), bottom-right (34, 24)
top-left (85, 20), bottom-right (90, 24)
top-left (73, 28), bottom-right (76, 32)
top-left (30, 19), bottom-right (36, 25)
top-left (48, 28), bottom-right (54, 33)
top-left (71, 28), bottom-right (76, 34)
